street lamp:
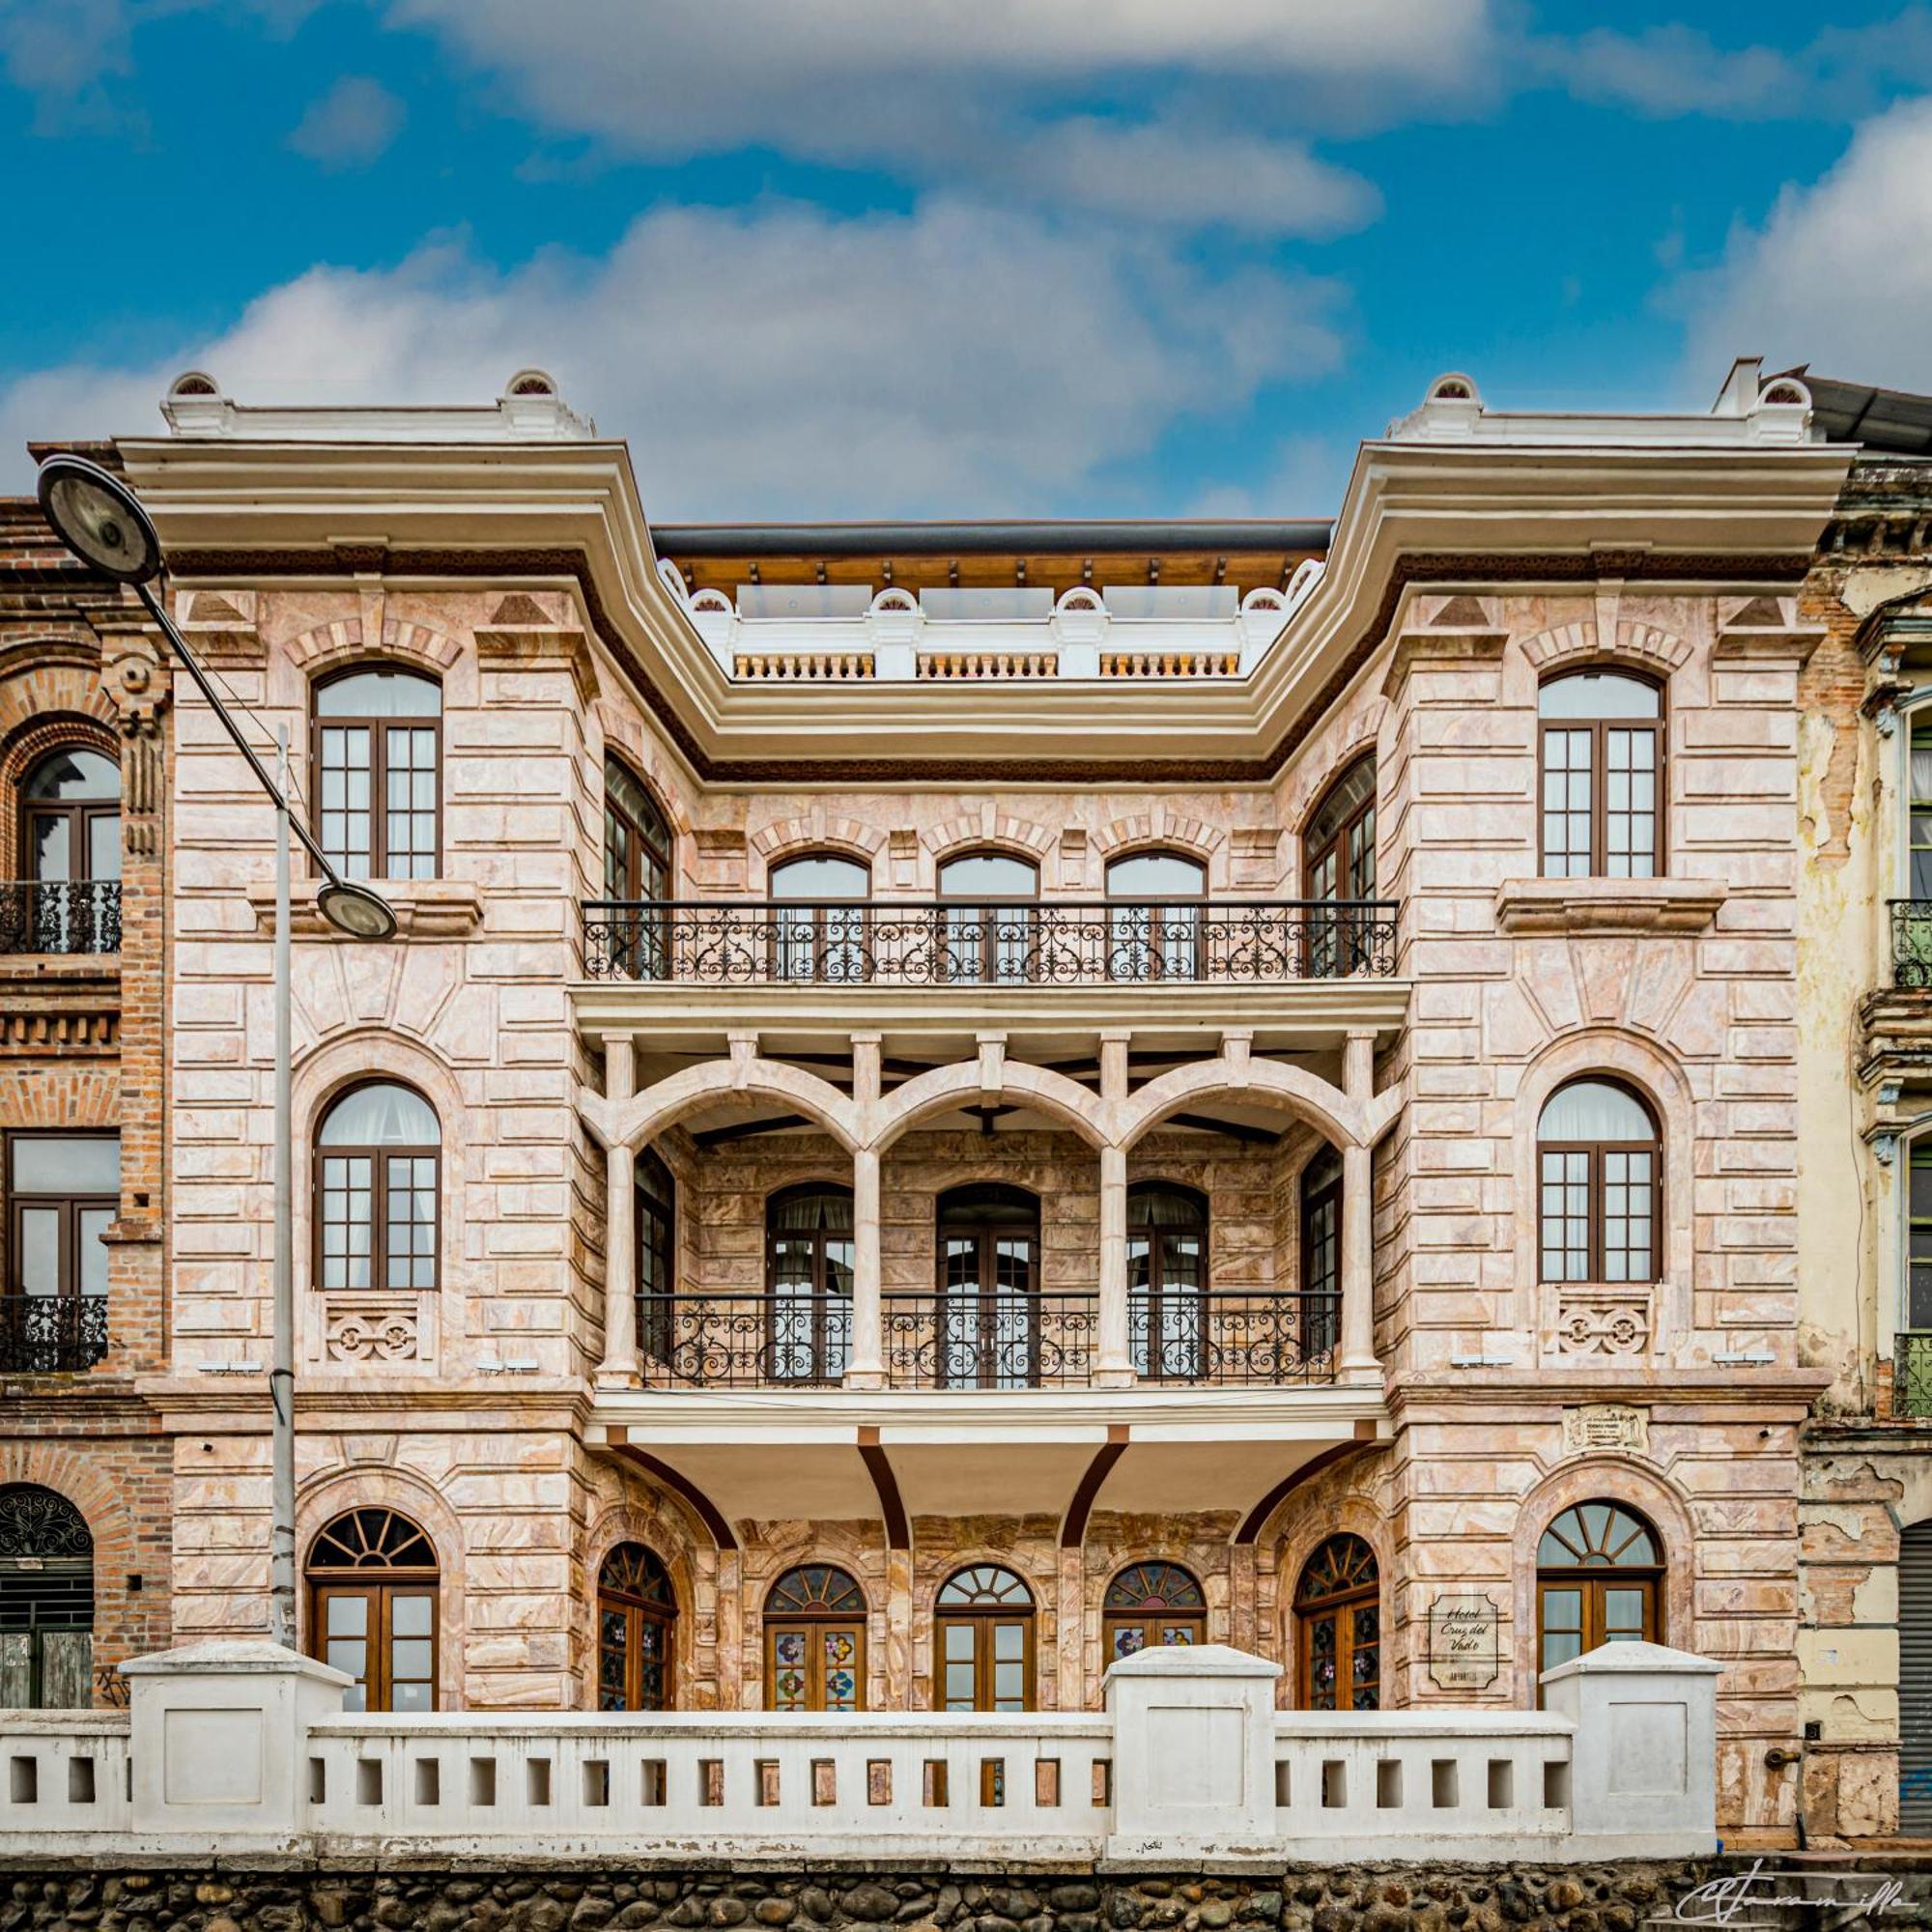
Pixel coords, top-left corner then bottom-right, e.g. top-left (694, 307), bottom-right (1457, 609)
top-left (37, 450), bottom-right (397, 1655)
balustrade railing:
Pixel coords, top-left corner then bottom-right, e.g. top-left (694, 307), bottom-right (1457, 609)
top-left (0, 1295), bottom-right (108, 1375)
top-left (583, 898), bottom-right (1398, 985)
top-left (1130, 1290), bottom-right (1340, 1384)
top-left (639, 1293), bottom-right (852, 1387)
top-left (883, 1291), bottom-right (1101, 1388)
top-left (0, 880), bottom-right (121, 957)
top-left (1895, 1329), bottom-right (1932, 1417)
top-left (1893, 900), bottom-right (1932, 988)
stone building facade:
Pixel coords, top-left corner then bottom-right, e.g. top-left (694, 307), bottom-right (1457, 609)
top-left (4, 363), bottom-right (1864, 1841)
top-left (1790, 376), bottom-right (1932, 1841)
top-left (0, 479), bottom-right (175, 1702)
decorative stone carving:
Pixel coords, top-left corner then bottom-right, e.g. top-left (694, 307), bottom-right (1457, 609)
top-left (323, 1299), bottom-right (420, 1363)
top-left (1561, 1404), bottom-right (1651, 1457)
top-left (1553, 1291), bottom-right (1651, 1357)
top-left (1494, 877), bottom-right (1726, 935)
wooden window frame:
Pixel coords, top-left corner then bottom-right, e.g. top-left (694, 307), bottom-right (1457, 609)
top-left (936, 1185), bottom-right (1041, 1390)
top-left (21, 748), bottom-right (121, 887)
top-left (934, 1612), bottom-right (1036, 1714)
top-left (764, 1184), bottom-right (854, 1383)
top-left (937, 848), bottom-right (1038, 985)
top-left (596, 1544), bottom-right (677, 1713)
top-left (1537, 670), bottom-right (1665, 880)
top-left (763, 1567), bottom-right (867, 1713)
top-left (1102, 1562), bottom-right (1208, 1660)
top-left (1534, 1503), bottom-right (1662, 1698)
top-left (1300, 755), bottom-right (1378, 903)
top-left (1536, 1084), bottom-right (1661, 1287)
top-left (1104, 849), bottom-right (1207, 984)
top-left (602, 755), bottom-right (673, 903)
top-left (1293, 1534), bottom-right (1380, 1713)
top-left (1126, 1181), bottom-right (1208, 1381)
top-left (768, 852), bottom-right (872, 984)
top-left (304, 1508), bottom-right (440, 1714)
top-left (310, 669), bottom-right (443, 882)
top-left (313, 1093), bottom-right (441, 1296)
top-left (5, 1131), bottom-right (119, 1303)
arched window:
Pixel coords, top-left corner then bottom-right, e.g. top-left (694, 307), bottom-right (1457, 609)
top-left (936, 1183), bottom-right (1041, 1388)
top-left (765, 1564), bottom-right (866, 1711)
top-left (1910, 715), bottom-right (1932, 903)
top-left (1537, 1079), bottom-right (1660, 1285)
top-left (1302, 755), bottom-right (1377, 976)
top-left (1106, 850), bottom-right (1206, 981)
top-left (935, 1565), bottom-right (1034, 1712)
top-left (315, 1083), bottom-right (440, 1294)
top-left (938, 850), bottom-right (1037, 984)
top-left (1300, 1146), bottom-right (1342, 1363)
top-left (1536, 1501), bottom-right (1662, 1685)
top-left (603, 757), bottom-right (672, 902)
top-left (637, 1147), bottom-right (676, 1364)
top-left (5, 1133), bottom-right (117, 1373)
top-left (770, 852), bottom-right (870, 982)
top-left (1539, 669), bottom-right (1662, 879)
top-left (597, 1543), bottom-right (676, 1712)
top-left (305, 1507), bottom-right (439, 1712)
top-left (1128, 1181), bottom-right (1207, 1381)
top-left (18, 747), bottom-right (120, 955)
top-left (313, 667), bottom-right (441, 881)
top-left (766, 1183), bottom-right (853, 1384)
top-left (0, 1485), bottom-right (93, 1708)
top-left (1104, 1560), bottom-right (1205, 1661)
top-left (1293, 1534), bottom-right (1379, 1712)
top-left (1908, 1140), bottom-right (1932, 1344)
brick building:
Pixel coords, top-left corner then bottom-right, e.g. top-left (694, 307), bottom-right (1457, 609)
top-left (2, 360), bottom-right (1860, 1840)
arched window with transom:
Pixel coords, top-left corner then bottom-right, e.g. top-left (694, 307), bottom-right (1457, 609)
top-left (765, 1564), bottom-right (866, 1711)
top-left (1293, 1534), bottom-right (1379, 1711)
top-left (597, 1543), bottom-right (676, 1711)
top-left (1128, 1181), bottom-right (1207, 1381)
top-left (1536, 1501), bottom-right (1662, 1688)
top-left (1302, 754), bottom-right (1378, 976)
top-left (313, 666), bottom-right (441, 880)
top-left (1539, 668), bottom-right (1663, 878)
top-left (766, 1183), bottom-right (853, 1384)
top-left (1104, 1561), bottom-right (1205, 1662)
top-left (305, 1507), bottom-right (439, 1712)
top-left (18, 747), bottom-right (120, 954)
top-left (1106, 849), bottom-right (1205, 981)
top-left (936, 1183), bottom-right (1041, 1388)
top-left (770, 851), bottom-right (870, 982)
top-left (1537, 1079), bottom-right (1661, 1286)
top-left (0, 1485), bottom-right (93, 1708)
top-left (938, 849), bottom-right (1037, 983)
top-left (600, 757), bottom-right (674, 976)
top-left (935, 1565), bottom-right (1035, 1711)
top-left (314, 1082), bottom-right (440, 1295)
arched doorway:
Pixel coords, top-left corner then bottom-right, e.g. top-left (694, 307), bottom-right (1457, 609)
top-left (1293, 1533), bottom-right (1379, 1711)
top-left (936, 1182), bottom-right (1041, 1387)
top-left (1103, 1561), bottom-right (1206, 1662)
top-left (596, 1543), bottom-right (676, 1711)
top-left (1535, 1500), bottom-right (1662, 1691)
top-left (934, 1564), bottom-right (1034, 1711)
top-left (0, 1485), bottom-right (93, 1707)
top-left (305, 1506), bottom-right (440, 1712)
top-left (765, 1564), bottom-right (867, 1711)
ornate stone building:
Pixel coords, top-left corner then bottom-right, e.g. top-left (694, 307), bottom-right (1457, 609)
top-left (6, 361), bottom-right (1857, 1840)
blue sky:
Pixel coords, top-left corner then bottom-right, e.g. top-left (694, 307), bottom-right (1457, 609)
top-left (4, 0), bottom-right (1932, 516)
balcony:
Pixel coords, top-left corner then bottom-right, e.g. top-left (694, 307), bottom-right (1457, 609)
top-left (638, 1289), bottom-right (1337, 1390)
top-left (0, 1295), bottom-right (108, 1374)
top-left (583, 898), bottom-right (1399, 986)
top-left (0, 880), bottom-right (120, 956)
top-left (1892, 900), bottom-right (1932, 987)
top-left (1895, 1331), bottom-right (1932, 1417)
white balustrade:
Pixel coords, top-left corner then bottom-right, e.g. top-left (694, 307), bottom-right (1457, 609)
top-left (0, 1639), bottom-right (1722, 1867)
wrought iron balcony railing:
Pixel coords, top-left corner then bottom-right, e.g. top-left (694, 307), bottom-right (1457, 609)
top-left (635, 1289), bottom-right (1337, 1389)
top-left (0, 1295), bottom-right (108, 1374)
top-left (0, 881), bottom-right (121, 957)
top-left (584, 898), bottom-right (1399, 985)
top-left (1896, 1330), bottom-right (1932, 1418)
top-left (1895, 900), bottom-right (1932, 988)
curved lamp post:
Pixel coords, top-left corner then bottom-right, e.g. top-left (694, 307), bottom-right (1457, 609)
top-left (37, 450), bottom-right (397, 1655)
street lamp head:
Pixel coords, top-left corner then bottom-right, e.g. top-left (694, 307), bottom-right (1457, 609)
top-left (316, 880), bottom-right (399, 941)
top-left (36, 453), bottom-right (163, 584)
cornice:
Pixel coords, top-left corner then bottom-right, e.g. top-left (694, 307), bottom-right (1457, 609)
top-left (1386, 1367), bottom-right (1830, 1416)
top-left (119, 435), bottom-right (1853, 785)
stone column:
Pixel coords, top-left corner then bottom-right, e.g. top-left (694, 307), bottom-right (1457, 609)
top-left (1095, 1030), bottom-right (1135, 1386)
top-left (846, 1036), bottom-right (886, 1389)
top-left (596, 1037), bottom-right (639, 1388)
top-left (1339, 1030), bottom-right (1380, 1383)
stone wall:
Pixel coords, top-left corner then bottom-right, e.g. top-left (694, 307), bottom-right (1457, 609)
top-left (0, 1864), bottom-right (1751, 1932)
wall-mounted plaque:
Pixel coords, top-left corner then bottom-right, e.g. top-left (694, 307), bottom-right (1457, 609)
top-left (1561, 1403), bottom-right (1650, 1456)
top-left (1428, 1594), bottom-right (1500, 1690)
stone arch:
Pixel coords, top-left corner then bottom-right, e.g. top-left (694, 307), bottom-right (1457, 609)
top-left (1511, 1028), bottom-right (1694, 1343)
top-left (0, 689), bottom-right (123, 880)
top-left (923, 812), bottom-right (1056, 863)
top-left (600, 1057), bottom-right (862, 1155)
top-left (872, 1058), bottom-right (1110, 1151)
top-left (1119, 1056), bottom-right (1363, 1153)
top-left (285, 618), bottom-right (463, 681)
top-left (1280, 705), bottom-right (1383, 838)
top-left (916, 1546), bottom-right (1054, 1712)
top-left (1092, 811), bottom-right (1225, 862)
top-left (748, 815), bottom-right (888, 885)
top-left (296, 1462), bottom-right (467, 1711)
top-left (739, 1523), bottom-right (890, 1711)
top-left (1510, 1455), bottom-right (1697, 1707)
top-left (1518, 618), bottom-right (1691, 680)
top-left (582, 1487), bottom-right (707, 1712)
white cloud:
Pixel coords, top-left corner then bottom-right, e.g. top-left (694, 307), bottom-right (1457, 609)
top-left (1675, 96), bottom-right (1932, 387)
top-left (289, 74), bottom-right (405, 168)
top-left (387, 0), bottom-right (1489, 229)
top-left (1553, 25), bottom-right (1800, 118)
top-left (0, 199), bottom-right (1348, 515)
